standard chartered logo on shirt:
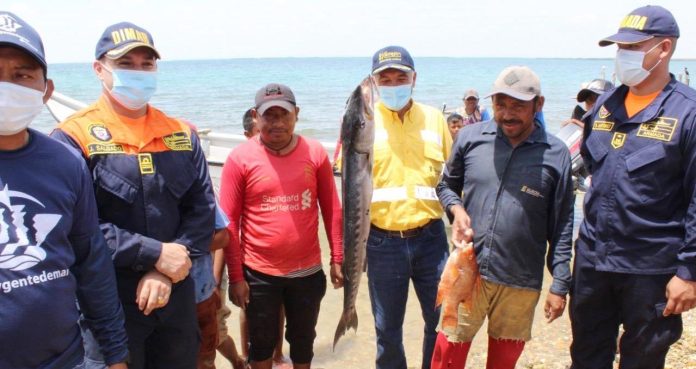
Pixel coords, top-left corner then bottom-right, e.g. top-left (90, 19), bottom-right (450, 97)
top-left (261, 189), bottom-right (313, 212)
top-left (0, 185), bottom-right (60, 271)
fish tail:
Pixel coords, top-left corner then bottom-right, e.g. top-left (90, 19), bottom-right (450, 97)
top-left (332, 308), bottom-right (359, 350)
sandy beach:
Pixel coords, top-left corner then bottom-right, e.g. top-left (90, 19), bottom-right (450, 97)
top-left (214, 222), bottom-right (696, 369)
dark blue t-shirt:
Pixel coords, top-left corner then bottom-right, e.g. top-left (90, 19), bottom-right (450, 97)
top-left (0, 129), bottom-right (127, 368)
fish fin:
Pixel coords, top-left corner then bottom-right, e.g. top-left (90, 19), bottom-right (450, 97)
top-left (332, 308), bottom-right (359, 350)
top-left (435, 288), bottom-right (444, 308)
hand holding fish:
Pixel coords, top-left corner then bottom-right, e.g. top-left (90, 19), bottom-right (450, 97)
top-left (229, 280), bottom-right (250, 309)
top-left (543, 292), bottom-right (566, 323)
top-left (330, 262), bottom-right (344, 289)
top-left (450, 204), bottom-right (474, 246)
top-left (663, 276), bottom-right (696, 316)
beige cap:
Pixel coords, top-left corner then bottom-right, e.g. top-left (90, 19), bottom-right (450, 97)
top-left (463, 89), bottom-right (479, 100)
top-left (485, 66), bottom-right (541, 101)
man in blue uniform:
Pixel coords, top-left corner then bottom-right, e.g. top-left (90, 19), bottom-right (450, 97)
top-left (0, 11), bottom-right (128, 369)
top-left (52, 22), bottom-right (216, 369)
top-left (571, 5), bottom-right (696, 369)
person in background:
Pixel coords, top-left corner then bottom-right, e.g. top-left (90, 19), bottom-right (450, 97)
top-left (367, 45), bottom-right (452, 369)
top-left (221, 83), bottom-right (344, 369)
top-left (566, 78), bottom-right (614, 126)
top-left (446, 113), bottom-right (464, 139)
top-left (0, 11), bottom-right (128, 369)
top-left (571, 5), bottom-right (696, 368)
top-left (432, 65), bottom-right (574, 369)
top-left (243, 108), bottom-right (260, 138)
top-left (52, 21), bottom-right (216, 369)
top-left (455, 89), bottom-right (490, 125)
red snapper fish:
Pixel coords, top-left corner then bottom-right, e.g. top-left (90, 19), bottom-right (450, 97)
top-left (435, 242), bottom-right (481, 330)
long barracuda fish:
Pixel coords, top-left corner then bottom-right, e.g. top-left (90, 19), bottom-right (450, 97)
top-left (333, 77), bottom-right (375, 349)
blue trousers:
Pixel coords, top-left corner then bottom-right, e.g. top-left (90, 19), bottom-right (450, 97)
top-left (570, 251), bottom-right (682, 369)
top-left (367, 219), bottom-right (449, 369)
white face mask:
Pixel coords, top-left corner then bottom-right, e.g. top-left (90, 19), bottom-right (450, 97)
top-left (615, 42), bottom-right (664, 87)
top-left (0, 82), bottom-right (45, 136)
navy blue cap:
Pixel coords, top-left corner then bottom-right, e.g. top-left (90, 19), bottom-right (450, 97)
top-left (600, 5), bottom-right (679, 47)
top-left (371, 45), bottom-right (414, 74)
top-left (0, 12), bottom-right (46, 69)
top-left (95, 21), bottom-right (160, 60)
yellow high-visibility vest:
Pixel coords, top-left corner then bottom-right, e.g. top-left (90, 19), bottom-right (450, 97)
top-left (370, 101), bottom-right (452, 231)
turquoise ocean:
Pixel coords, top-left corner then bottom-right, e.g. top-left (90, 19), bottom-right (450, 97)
top-left (34, 57), bottom-right (696, 140)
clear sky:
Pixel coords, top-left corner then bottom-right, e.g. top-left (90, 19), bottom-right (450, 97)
top-left (6, 0), bottom-right (696, 63)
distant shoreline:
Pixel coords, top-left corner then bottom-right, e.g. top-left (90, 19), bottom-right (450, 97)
top-left (47, 56), bottom-right (696, 66)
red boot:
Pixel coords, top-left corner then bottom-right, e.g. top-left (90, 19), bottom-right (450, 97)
top-left (486, 337), bottom-right (525, 369)
top-left (430, 332), bottom-right (472, 369)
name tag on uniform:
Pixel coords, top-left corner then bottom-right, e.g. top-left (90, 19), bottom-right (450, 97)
top-left (636, 117), bottom-right (677, 142)
top-left (593, 120), bottom-right (614, 131)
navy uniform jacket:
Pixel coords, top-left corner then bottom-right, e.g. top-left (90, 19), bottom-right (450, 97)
top-left (51, 97), bottom-right (215, 285)
top-left (579, 76), bottom-right (696, 281)
top-left (438, 120), bottom-right (575, 294)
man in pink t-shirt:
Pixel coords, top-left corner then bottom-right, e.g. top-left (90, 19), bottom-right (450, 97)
top-left (220, 83), bottom-right (344, 369)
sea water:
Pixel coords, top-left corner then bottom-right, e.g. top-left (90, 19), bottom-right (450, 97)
top-left (33, 57), bottom-right (696, 140)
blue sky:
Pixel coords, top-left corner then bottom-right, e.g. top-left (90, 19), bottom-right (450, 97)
top-left (6, 0), bottom-right (696, 63)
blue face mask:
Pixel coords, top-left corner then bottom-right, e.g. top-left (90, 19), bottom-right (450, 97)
top-left (378, 84), bottom-right (412, 111)
top-left (102, 64), bottom-right (157, 110)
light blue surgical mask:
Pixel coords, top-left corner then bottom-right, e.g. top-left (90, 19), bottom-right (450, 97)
top-left (102, 64), bottom-right (157, 110)
top-left (614, 41), bottom-right (664, 87)
top-left (378, 84), bottom-right (412, 111)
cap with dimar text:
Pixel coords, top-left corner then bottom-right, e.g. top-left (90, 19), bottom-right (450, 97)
top-left (486, 66), bottom-right (541, 101)
top-left (0, 12), bottom-right (46, 69)
top-left (255, 83), bottom-right (297, 115)
top-left (372, 45), bottom-right (415, 74)
top-left (95, 21), bottom-right (160, 60)
top-left (599, 5), bottom-right (679, 47)
top-left (576, 79), bottom-right (614, 102)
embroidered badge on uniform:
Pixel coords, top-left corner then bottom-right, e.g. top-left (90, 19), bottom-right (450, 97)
top-left (88, 123), bottom-right (112, 142)
top-left (598, 105), bottom-right (610, 119)
top-left (162, 131), bottom-right (192, 151)
top-left (611, 132), bottom-right (626, 149)
top-left (592, 120), bottom-right (614, 132)
top-left (138, 153), bottom-right (155, 174)
top-left (636, 117), bottom-right (678, 142)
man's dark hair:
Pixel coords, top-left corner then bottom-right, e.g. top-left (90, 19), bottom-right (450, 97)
top-left (447, 113), bottom-right (463, 123)
top-left (242, 108), bottom-right (254, 132)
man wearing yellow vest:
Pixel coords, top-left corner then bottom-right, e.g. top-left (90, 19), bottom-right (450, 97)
top-left (367, 45), bottom-right (452, 369)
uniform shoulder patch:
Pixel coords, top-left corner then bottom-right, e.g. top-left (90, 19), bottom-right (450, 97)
top-left (88, 123), bottom-right (112, 142)
top-left (598, 105), bottom-right (611, 119)
top-left (163, 131), bottom-right (192, 151)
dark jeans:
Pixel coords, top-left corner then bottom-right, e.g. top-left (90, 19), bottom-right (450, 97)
top-left (82, 276), bottom-right (199, 369)
top-left (570, 251), bottom-right (682, 369)
top-left (367, 219), bottom-right (449, 369)
top-left (244, 267), bottom-right (327, 364)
